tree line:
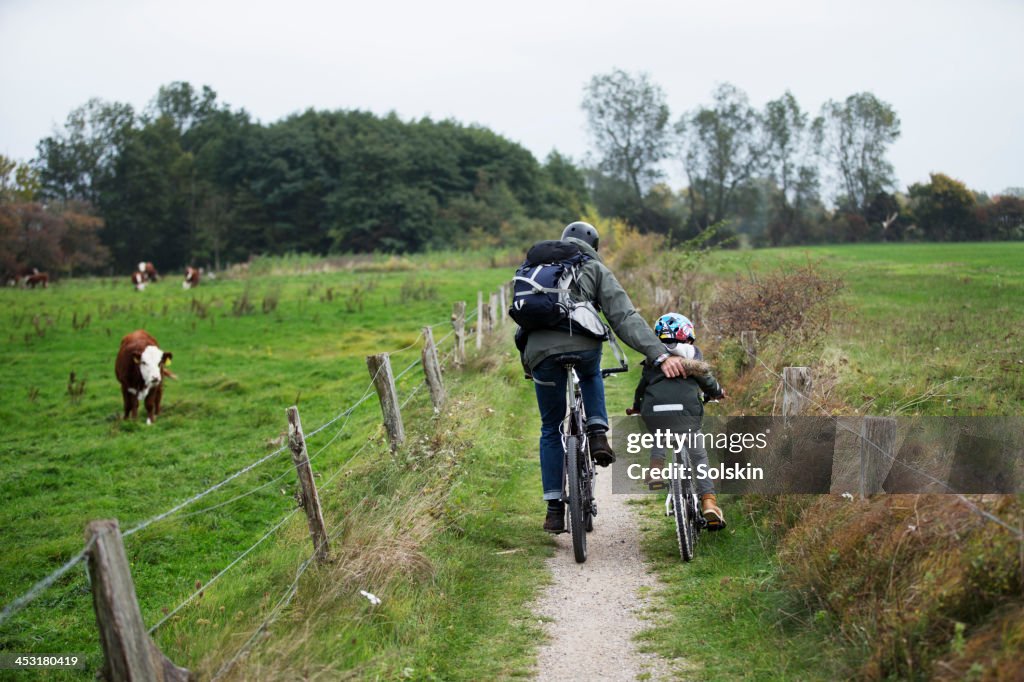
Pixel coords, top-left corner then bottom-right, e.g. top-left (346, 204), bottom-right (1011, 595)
top-left (581, 69), bottom-right (1023, 246)
top-left (1, 76), bottom-right (1021, 278)
top-left (2, 82), bottom-right (588, 275)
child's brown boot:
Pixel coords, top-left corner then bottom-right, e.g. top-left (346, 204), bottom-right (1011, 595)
top-left (701, 493), bottom-right (726, 530)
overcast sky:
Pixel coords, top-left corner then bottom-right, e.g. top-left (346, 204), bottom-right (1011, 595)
top-left (2, 0), bottom-right (1021, 197)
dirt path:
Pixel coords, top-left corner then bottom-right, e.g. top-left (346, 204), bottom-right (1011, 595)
top-left (531, 466), bottom-right (683, 681)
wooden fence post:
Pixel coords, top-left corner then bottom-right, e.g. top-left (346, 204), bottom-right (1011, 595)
top-left (488, 292), bottom-right (498, 333)
top-left (782, 367), bottom-right (813, 420)
top-left (421, 326), bottom-right (446, 412)
top-left (691, 301), bottom-right (702, 331)
top-left (366, 353), bottom-right (405, 451)
top-left (476, 291), bottom-right (484, 350)
top-left (859, 417), bottom-right (897, 499)
top-left (498, 285), bottom-right (507, 327)
top-left (654, 287), bottom-right (672, 309)
top-left (286, 406), bottom-right (330, 562)
top-left (85, 520), bottom-right (192, 682)
top-left (740, 331), bottom-right (758, 370)
top-left (452, 301), bottom-right (466, 367)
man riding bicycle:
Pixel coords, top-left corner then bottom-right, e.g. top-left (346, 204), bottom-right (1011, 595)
top-left (519, 222), bottom-right (688, 533)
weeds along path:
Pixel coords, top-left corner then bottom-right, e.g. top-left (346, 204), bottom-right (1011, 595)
top-left (531, 462), bottom-right (679, 681)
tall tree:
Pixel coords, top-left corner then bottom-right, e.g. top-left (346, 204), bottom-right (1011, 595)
top-left (151, 82), bottom-right (219, 137)
top-left (816, 92), bottom-right (900, 216)
top-left (761, 91), bottom-right (820, 241)
top-left (35, 98), bottom-right (135, 204)
top-left (677, 83), bottom-right (762, 231)
top-left (582, 69), bottom-right (670, 201)
top-left (0, 155), bottom-right (41, 203)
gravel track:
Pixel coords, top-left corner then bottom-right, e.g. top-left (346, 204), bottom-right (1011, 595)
top-left (531, 465), bottom-right (683, 681)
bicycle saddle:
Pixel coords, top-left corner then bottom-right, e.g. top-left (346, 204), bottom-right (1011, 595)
top-left (554, 353), bottom-right (585, 366)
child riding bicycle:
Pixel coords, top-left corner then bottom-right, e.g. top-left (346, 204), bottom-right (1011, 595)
top-left (629, 313), bottom-right (728, 530)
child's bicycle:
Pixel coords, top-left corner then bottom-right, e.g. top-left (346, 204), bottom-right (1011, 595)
top-left (665, 442), bottom-right (705, 562)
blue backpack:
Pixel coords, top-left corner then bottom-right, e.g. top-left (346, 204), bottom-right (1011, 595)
top-left (509, 240), bottom-right (607, 339)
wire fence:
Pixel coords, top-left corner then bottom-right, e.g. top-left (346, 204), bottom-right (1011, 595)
top-left (0, 283), bottom-right (513, 678)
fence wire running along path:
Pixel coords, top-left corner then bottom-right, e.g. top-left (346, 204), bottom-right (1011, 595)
top-left (0, 284), bottom-right (510, 679)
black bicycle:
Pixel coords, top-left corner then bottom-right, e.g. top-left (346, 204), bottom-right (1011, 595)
top-left (666, 442), bottom-right (706, 562)
top-left (554, 354), bottom-right (628, 563)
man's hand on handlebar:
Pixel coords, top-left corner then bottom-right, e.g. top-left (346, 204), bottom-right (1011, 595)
top-left (658, 355), bottom-right (687, 378)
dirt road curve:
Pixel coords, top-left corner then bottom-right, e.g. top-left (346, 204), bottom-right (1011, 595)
top-left (531, 466), bottom-right (683, 681)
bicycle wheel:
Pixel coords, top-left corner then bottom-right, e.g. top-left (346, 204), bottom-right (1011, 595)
top-left (671, 474), bottom-right (695, 562)
top-left (565, 436), bottom-right (588, 563)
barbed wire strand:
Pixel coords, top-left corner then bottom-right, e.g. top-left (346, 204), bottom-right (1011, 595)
top-left (0, 536), bottom-right (96, 628)
top-left (393, 357), bottom-right (422, 383)
top-left (122, 445), bottom-right (290, 539)
top-left (210, 522), bottom-right (345, 681)
top-left (380, 330), bottom-right (424, 357)
top-left (149, 507), bottom-right (301, 634)
top-left (319, 431), bottom-right (381, 492)
top-left (400, 380), bottom-right (427, 411)
top-left (128, 360), bottom-right (392, 530)
top-left (434, 327), bottom-right (456, 347)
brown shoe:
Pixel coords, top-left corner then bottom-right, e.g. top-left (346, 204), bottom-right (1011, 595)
top-left (701, 494), bottom-right (726, 530)
top-left (646, 457), bottom-right (667, 490)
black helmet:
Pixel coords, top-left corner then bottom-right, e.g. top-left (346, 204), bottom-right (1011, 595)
top-left (561, 221), bottom-right (599, 250)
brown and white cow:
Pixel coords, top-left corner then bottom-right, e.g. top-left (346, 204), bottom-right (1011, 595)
top-left (115, 330), bottom-right (174, 424)
top-left (7, 266), bottom-right (39, 286)
top-left (24, 272), bottom-right (49, 288)
top-left (138, 261), bottom-right (160, 282)
top-left (183, 266), bottom-right (200, 289)
top-left (131, 270), bottom-right (146, 291)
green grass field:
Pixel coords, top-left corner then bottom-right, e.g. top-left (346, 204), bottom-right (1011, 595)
top-left (1, 242), bottom-right (1021, 680)
top-left (0, 260), bottom-right (531, 678)
top-left (706, 242), bottom-right (1024, 415)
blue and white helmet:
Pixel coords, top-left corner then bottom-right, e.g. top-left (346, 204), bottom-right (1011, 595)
top-left (654, 312), bottom-right (695, 343)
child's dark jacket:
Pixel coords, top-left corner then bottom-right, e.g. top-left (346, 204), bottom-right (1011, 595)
top-left (632, 347), bottom-right (724, 430)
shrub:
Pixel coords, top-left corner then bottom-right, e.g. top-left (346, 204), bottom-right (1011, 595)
top-left (712, 263), bottom-right (843, 342)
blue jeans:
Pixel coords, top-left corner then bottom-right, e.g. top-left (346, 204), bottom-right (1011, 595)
top-left (532, 349), bottom-right (609, 501)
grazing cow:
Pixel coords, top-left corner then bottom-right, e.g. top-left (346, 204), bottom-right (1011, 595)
top-left (183, 266), bottom-right (200, 289)
top-left (24, 272), bottom-right (49, 288)
top-left (115, 330), bottom-right (174, 424)
top-left (7, 266), bottom-right (39, 286)
top-left (138, 261), bottom-right (160, 282)
top-left (131, 271), bottom-right (146, 291)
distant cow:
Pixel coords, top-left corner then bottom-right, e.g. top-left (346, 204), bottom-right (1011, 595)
top-left (7, 266), bottom-right (39, 286)
top-left (138, 261), bottom-right (160, 282)
top-left (115, 330), bottom-right (174, 424)
top-left (24, 272), bottom-right (49, 288)
top-left (131, 271), bottom-right (146, 291)
top-left (183, 266), bottom-right (200, 289)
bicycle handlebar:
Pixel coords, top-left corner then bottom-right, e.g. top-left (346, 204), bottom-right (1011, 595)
top-left (600, 367), bottom-right (629, 378)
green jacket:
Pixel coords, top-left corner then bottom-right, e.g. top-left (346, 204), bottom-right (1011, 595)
top-left (523, 238), bottom-right (666, 370)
